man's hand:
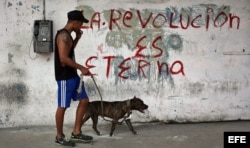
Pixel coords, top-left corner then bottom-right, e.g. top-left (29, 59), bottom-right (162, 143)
top-left (75, 30), bottom-right (83, 39)
top-left (73, 30), bottom-right (83, 48)
top-left (80, 67), bottom-right (92, 76)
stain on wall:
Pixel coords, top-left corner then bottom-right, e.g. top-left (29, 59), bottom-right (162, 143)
top-left (8, 53), bottom-right (14, 63)
top-left (0, 82), bottom-right (28, 104)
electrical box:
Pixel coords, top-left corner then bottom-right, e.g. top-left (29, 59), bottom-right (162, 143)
top-left (33, 20), bottom-right (53, 53)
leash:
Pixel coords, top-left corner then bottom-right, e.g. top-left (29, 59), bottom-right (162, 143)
top-left (90, 75), bottom-right (131, 123)
top-left (90, 75), bottom-right (108, 121)
top-left (78, 74), bottom-right (106, 118)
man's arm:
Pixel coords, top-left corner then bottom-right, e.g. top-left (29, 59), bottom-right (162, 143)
top-left (57, 31), bottom-right (89, 75)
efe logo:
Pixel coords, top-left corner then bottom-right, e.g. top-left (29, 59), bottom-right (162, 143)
top-left (224, 132), bottom-right (250, 148)
top-left (228, 136), bottom-right (246, 143)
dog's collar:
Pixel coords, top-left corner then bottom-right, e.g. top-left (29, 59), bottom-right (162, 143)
top-left (116, 99), bottom-right (132, 123)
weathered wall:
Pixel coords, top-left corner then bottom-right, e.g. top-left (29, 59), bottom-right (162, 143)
top-left (0, 0), bottom-right (250, 127)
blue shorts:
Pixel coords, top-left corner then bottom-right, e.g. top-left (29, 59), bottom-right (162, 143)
top-left (57, 76), bottom-right (88, 108)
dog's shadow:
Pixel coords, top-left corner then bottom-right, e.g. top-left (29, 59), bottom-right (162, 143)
top-left (89, 121), bottom-right (153, 137)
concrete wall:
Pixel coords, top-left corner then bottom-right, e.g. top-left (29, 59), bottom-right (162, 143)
top-left (0, 0), bottom-right (249, 127)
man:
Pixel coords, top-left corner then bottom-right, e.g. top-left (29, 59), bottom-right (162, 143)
top-left (54, 10), bottom-right (93, 146)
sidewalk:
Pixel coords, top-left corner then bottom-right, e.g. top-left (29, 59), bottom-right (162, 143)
top-left (0, 121), bottom-right (249, 148)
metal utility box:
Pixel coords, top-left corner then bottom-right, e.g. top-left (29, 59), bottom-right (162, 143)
top-left (33, 20), bottom-right (53, 53)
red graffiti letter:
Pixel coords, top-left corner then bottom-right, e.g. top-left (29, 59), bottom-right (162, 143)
top-left (170, 60), bottom-right (185, 76)
top-left (138, 60), bottom-right (150, 78)
top-left (137, 10), bottom-right (153, 29)
top-left (90, 12), bottom-right (101, 30)
top-left (109, 9), bottom-right (122, 30)
top-left (134, 36), bottom-right (147, 58)
top-left (170, 12), bottom-right (179, 28)
top-left (103, 56), bottom-right (116, 78)
top-left (152, 13), bottom-right (167, 28)
top-left (191, 15), bottom-right (201, 28)
top-left (206, 8), bottom-right (213, 31)
top-left (118, 57), bottom-right (131, 79)
top-left (123, 11), bottom-right (133, 28)
top-left (157, 61), bottom-right (169, 76)
top-left (214, 10), bottom-right (228, 28)
top-left (152, 36), bottom-right (163, 58)
top-left (229, 14), bottom-right (240, 29)
top-left (180, 14), bottom-right (190, 29)
top-left (85, 56), bottom-right (98, 75)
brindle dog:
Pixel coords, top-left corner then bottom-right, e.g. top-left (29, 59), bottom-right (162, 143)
top-left (81, 96), bottom-right (148, 136)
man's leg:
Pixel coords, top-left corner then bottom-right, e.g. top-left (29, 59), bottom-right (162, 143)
top-left (73, 99), bottom-right (89, 135)
top-left (55, 106), bottom-right (75, 146)
top-left (56, 107), bottom-right (66, 137)
top-left (71, 78), bottom-right (93, 142)
top-left (71, 98), bottom-right (93, 142)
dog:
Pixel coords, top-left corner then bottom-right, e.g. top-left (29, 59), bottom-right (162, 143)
top-left (81, 96), bottom-right (148, 136)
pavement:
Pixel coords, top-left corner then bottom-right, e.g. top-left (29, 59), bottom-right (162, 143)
top-left (0, 121), bottom-right (249, 148)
